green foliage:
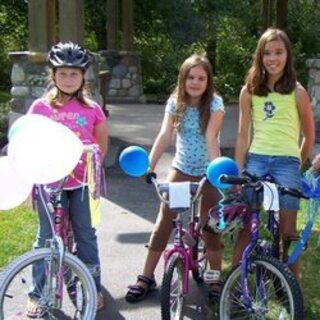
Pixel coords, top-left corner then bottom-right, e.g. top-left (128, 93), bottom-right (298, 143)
top-left (215, 17), bottom-right (257, 100)
top-left (0, 3), bottom-right (27, 87)
top-left (0, 94), bottom-right (10, 148)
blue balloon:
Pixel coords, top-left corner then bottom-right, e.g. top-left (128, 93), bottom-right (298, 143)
top-left (119, 146), bottom-right (149, 177)
top-left (207, 157), bottom-right (239, 189)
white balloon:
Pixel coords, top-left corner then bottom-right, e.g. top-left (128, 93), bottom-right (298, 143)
top-left (0, 156), bottom-right (33, 210)
top-left (8, 114), bottom-right (54, 141)
top-left (8, 115), bottom-right (84, 184)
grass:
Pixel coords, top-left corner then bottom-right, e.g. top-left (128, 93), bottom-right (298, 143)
top-left (0, 203), bottom-right (37, 269)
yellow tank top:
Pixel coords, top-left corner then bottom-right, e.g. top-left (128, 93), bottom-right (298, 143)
top-left (249, 91), bottom-right (300, 157)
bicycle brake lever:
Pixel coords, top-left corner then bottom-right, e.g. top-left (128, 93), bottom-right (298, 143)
top-left (146, 172), bottom-right (157, 184)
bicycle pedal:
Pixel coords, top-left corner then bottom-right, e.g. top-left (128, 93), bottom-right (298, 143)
top-left (204, 270), bottom-right (220, 284)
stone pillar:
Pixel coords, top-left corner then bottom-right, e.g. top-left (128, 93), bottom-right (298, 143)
top-left (28, 0), bottom-right (56, 52)
top-left (306, 57), bottom-right (320, 143)
top-left (99, 50), bottom-right (145, 103)
top-left (58, 0), bottom-right (84, 45)
top-left (100, 0), bottom-right (145, 103)
top-left (9, 52), bottom-right (48, 114)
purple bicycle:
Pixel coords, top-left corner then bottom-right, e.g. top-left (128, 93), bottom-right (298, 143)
top-left (218, 171), bottom-right (305, 320)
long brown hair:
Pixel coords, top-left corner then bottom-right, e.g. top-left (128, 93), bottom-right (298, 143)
top-left (45, 68), bottom-right (92, 108)
top-left (173, 54), bottom-right (214, 134)
top-left (246, 28), bottom-right (296, 96)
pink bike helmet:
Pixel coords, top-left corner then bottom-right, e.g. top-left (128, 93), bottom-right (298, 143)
top-left (203, 193), bottom-right (250, 235)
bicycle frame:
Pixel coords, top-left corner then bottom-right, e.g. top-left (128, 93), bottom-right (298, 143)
top-left (221, 172), bottom-right (309, 311)
top-left (35, 181), bottom-right (74, 305)
top-left (151, 175), bottom-right (207, 295)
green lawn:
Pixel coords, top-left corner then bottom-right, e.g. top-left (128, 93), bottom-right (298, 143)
top-left (0, 204), bottom-right (37, 268)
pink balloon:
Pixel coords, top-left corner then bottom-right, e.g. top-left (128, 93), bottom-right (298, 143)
top-left (0, 156), bottom-right (33, 210)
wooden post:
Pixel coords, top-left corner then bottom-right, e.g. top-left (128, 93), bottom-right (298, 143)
top-left (58, 0), bottom-right (84, 45)
top-left (122, 0), bottom-right (134, 50)
top-left (276, 0), bottom-right (288, 31)
top-left (106, 0), bottom-right (117, 50)
top-left (28, 0), bottom-right (56, 51)
top-left (262, 0), bottom-right (274, 31)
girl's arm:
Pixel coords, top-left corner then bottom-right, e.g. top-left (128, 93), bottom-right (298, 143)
top-left (235, 86), bottom-right (252, 171)
top-left (94, 120), bottom-right (109, 158)
top-left (296, 83), bottom-right (315, 165)
top-left (149, 112), bottom-right (175, 171)
top-left (206, 110), bottom-right (224, 160)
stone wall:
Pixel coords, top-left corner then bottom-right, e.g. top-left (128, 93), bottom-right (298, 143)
top-left (99, 50), bottom-right (145, 103)
top-left (307, 57), bottom-right (320, 143)
top-left (9, 51), bottom-right (101, 115)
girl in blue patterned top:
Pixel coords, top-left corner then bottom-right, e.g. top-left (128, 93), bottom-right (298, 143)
top-left (126, 54), bottom-right (225, 303)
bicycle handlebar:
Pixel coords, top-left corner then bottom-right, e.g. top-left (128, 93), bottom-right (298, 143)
top-left (220, 173), bottom-right (309, 200)
top-left (146, 172), bottom-right (207, 206)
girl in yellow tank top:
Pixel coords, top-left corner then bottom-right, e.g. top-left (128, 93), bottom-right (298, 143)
top-left (233, 28), bottom-right (315, 283)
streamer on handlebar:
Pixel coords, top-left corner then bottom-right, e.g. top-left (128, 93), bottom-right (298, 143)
top-left (288, 168), bottom-right (320, 264)
top-left (206, 157), bottom-right (239, 232)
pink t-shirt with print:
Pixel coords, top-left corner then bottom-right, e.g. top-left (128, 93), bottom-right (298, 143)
top-left (28, 98), bottom-right (107, 189)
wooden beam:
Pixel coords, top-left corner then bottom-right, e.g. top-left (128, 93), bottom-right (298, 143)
top-left (58, 0), bottom-right (84, 45)
top-left (122, 0), bottom-right (134, 50)
top-left (28, 0), bottom-right (56, 51)
top-left (106, 0), bottom-right (117, 50)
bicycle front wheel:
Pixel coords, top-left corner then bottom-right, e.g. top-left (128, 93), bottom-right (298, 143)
top-left (161, 253), bottom-right (185, 320)
top-left (219, 256), bottom-right (304, 320)
top-left (0, 248), bottom-right (97, 320)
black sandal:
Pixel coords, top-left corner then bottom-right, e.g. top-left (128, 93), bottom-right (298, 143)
top-left (125, 275), bottom-right (157, 303)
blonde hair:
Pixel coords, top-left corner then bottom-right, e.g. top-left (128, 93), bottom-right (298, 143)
top-left (173, 54), bottom-right (214, 134)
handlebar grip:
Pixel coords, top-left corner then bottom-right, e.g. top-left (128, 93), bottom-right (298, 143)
top-left (219, 174), bottom-right (250, 185)
top-left (280, 187), bottom-right (309, 199)
top-left (242, 170), bottom-right (259, 182)
top-left (146, 172), bottom-right (157, 184)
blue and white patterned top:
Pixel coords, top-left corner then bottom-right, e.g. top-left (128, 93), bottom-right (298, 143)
top-left (166, 95), bottom-right (224, 177)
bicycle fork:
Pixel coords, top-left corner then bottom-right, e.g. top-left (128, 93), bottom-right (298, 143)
top-left (241, 212), bottom-right (266, 311)
top-left (164, 218), bottom-right (191, 295)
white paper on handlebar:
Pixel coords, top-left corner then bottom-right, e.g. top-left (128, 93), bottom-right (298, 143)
top-left (169, 182), bottom-right (190, 209)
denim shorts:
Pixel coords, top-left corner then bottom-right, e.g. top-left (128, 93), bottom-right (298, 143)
top-left (244, 153), bottom-right (301, 211)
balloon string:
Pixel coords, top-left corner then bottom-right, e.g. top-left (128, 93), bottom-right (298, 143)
top-left (217, 188), bottom-right (226, 231)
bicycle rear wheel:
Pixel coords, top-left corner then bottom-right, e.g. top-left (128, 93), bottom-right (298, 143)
top-left (0, 248), bottom-right (97, 320)
top-left (219, 256), bottom-right (304, 320)
top-left (161, 253), bottom-right (185, 320)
